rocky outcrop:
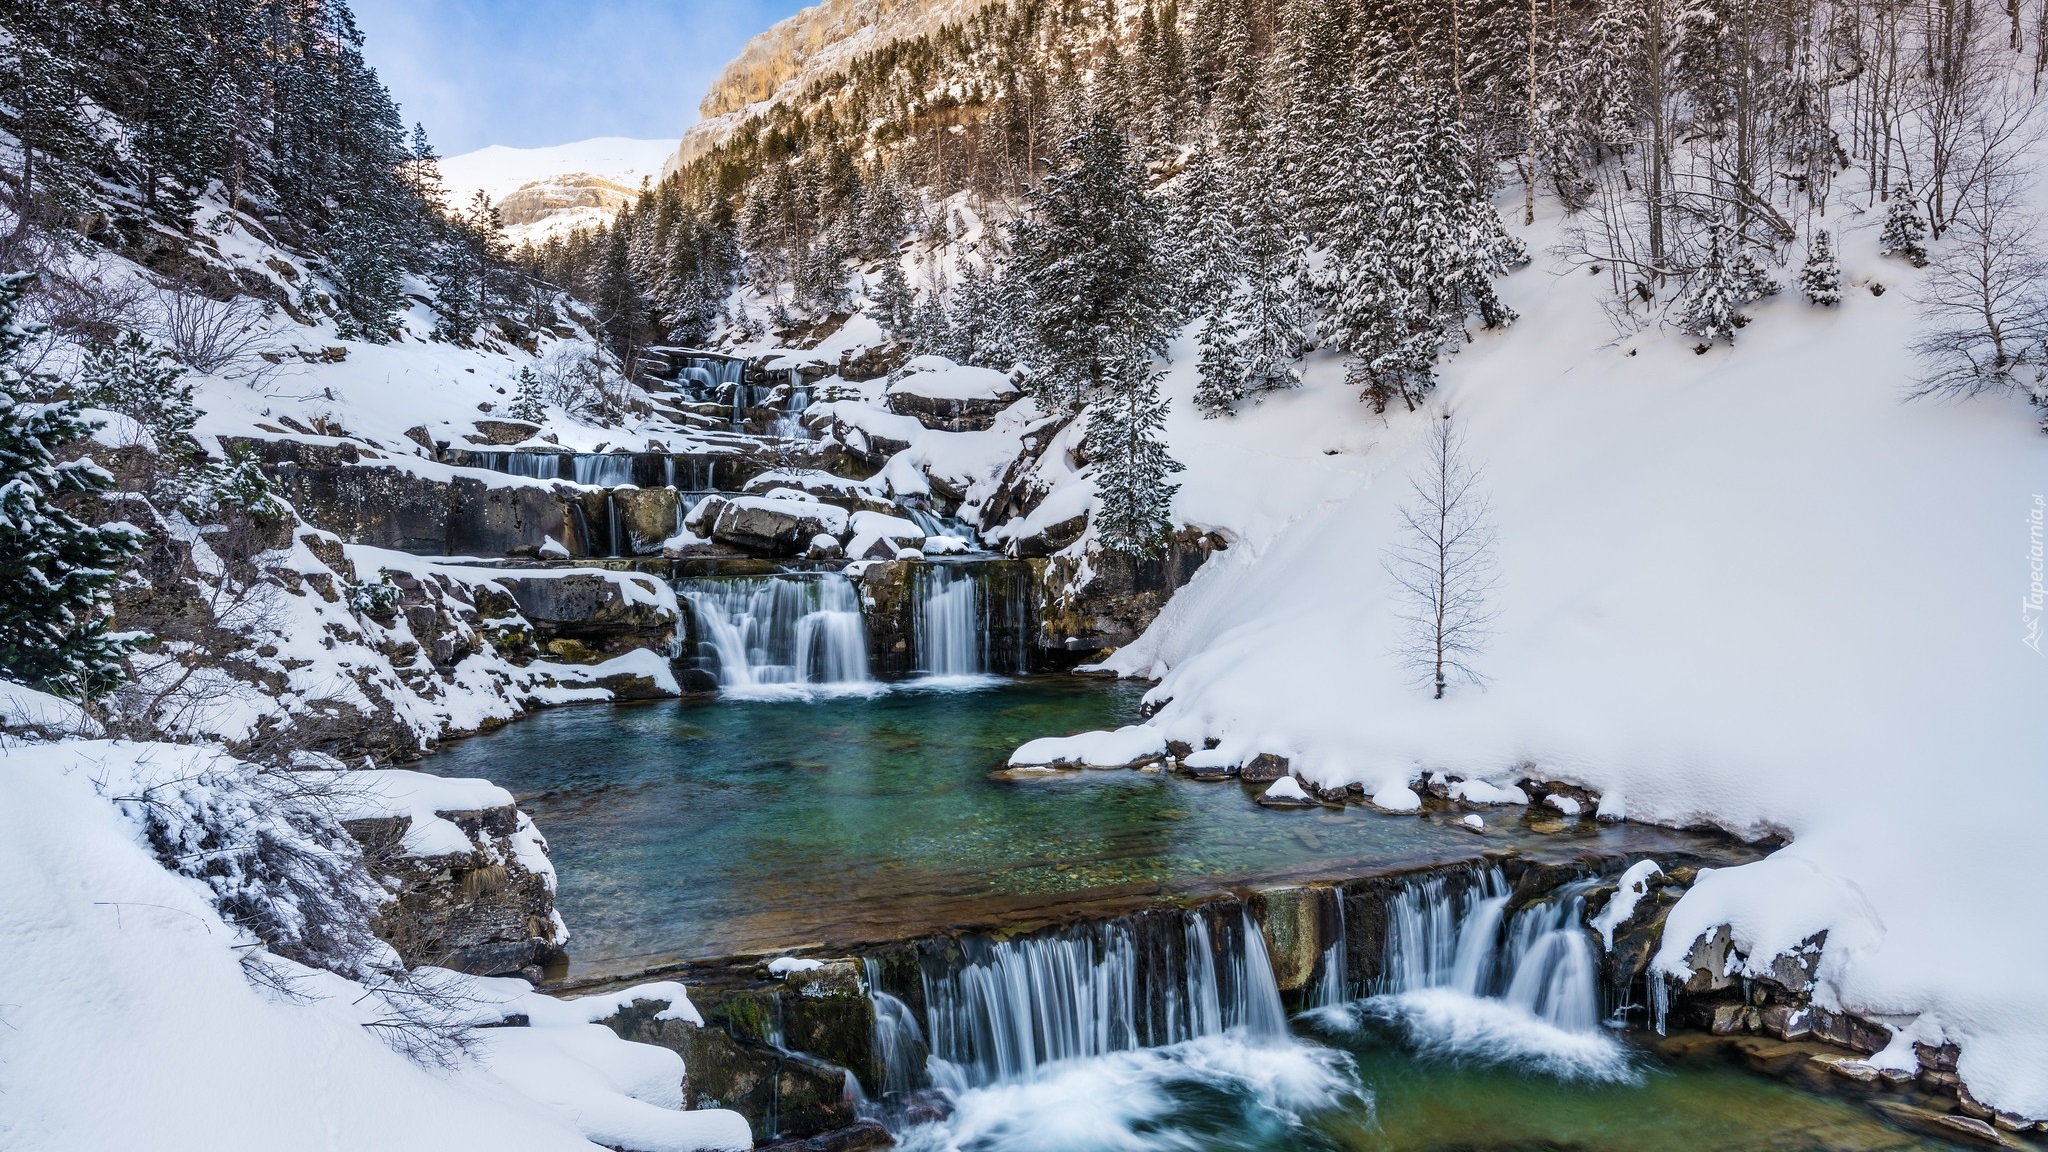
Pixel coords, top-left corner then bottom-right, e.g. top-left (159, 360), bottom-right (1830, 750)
top-left (710, 496), bottom-right (850, 556)
top-left (346, 803), bottom-right (565, 979)
top-left (489, 573), bottom-right (680, 672)
top-left (268, 457), bottom-right (590, 557)
top-left (595, 962), bottom-right (877, 1144)
top-left (1032, 529), bottom-right (1227, 656)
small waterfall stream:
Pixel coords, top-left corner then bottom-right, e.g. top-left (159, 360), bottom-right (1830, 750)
top-left (878, 906), bottom-right (1287, 1094)
top-left (679, 574), bottom-right (874, 690)
top-left (910, 562), bottom-right (1031, 678)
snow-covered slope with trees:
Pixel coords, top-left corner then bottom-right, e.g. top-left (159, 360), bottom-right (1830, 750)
top-left (1097, 209), bottom-right (2048, 1115)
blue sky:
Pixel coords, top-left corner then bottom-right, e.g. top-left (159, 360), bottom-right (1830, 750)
top-left (351, 0), bottom-right (810, 156)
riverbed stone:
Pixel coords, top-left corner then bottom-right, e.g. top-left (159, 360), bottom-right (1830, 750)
top-left (1872, 1102), bottom-right (2022, 1148)
top-left (608, 486), bottom-right (679, 554)
top-left (712, 497), bottom-right (850, 556)
top-left (1240, 753), bottom-right (1289, 783)
top-left (1252, 887), bottom-right (1323, 992)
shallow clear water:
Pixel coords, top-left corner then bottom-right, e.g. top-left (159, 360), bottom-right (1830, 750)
top-left (424, 678), bottom-right (1744, 978)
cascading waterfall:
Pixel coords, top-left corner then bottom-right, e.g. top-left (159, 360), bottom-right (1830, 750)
top-left (773, 370), bottom-right (813, 440)
top-left (1310, 890), bottom-right (1351, 1010)
top-left (908, 906), bottom-right (1287, 1091)
top-left (472, 451), bottom-right (566, 480)
top-left (604, 490), bottom-right (623, 557)
top-left (864, 959), bottom-right (929, 1096)
top-left (679, 574), bottom-right (873, 690)
top-left (1374, 868), bottom-right (1604, 1034)
top-left (910, 562), bottom-right (1030, 678)
top-left (572, 454), bottom-right (636, 487)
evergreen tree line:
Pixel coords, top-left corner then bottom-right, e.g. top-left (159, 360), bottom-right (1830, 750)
top-left (0, 0), bottom-right (536, 346)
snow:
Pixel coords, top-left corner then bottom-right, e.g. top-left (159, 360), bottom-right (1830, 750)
top-left (440, 138), bottom-right (674, 206)
top-left (1447, 779), bottom-right (1528, 806)
top-left (0, 740), bottom-right (747, 1152)
top-left (1009, 724), bottom-right (1168, 769)
top-left (1091, 205), bottom-right (2048, 1115)
top-left (0, 682), bottom-right (103, 739)
top-left (1461, 814), bottom-right (1485, 831)
top-left (1591, 860), bottom-right (1664, 950)
top-left (1264, 776), bottom-right (1309, 802)
top-left (1545, 793), bottom-right (1583, 816)
top-left (767, 956), bottom-right (826, 976)
top-left (846, 509), bottom-right (925, 557)
top-left (887, 356), bottom-right (1020, 403)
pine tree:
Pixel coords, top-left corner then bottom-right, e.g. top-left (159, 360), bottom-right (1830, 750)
top-left (1880, 187), bottom-right (1930, 268)
top-left (1800, 229), bottom-right (1842, 306)
top-left (1087, 347), bottom-right (1183, 557)
top-left (326, 206), bottom-right (405, 342)
top-left (505, 367), bottom-right (546, 423)
top-left (1678, 222), bottom-right (1749, 344)
top-left (945, 256), bottom-right (1017, 368)
top-left (872, 260), bottom-right (916, 338)
top-left (1193, 302), bottom-right (1247, 417)
top-left (1008, 109), bottom-right (1175, 408)
top-left (74, 333), bottom-right (201, 466)
top-left (0, 273), bottom-right (147, 699)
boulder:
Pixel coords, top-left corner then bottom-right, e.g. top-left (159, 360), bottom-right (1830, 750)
top-left (470, 419), bottom-right (542, 445)
top-left (846, 510), bottom-right (924, 560)
top-left (491, 572), bottom-right (678, 662)
top-left (884, 356), bottom-right (1021, 432)
top-left (1241, 753), bottom-right (1290, 783)
top-left (344, 803), bottom-right (564, 978)
top-left (607, 486), bottom-right (679, 554)
top-left (712, 496), bottom-right (851, 556)
top-left (269, 460), bottom-right (590, 557)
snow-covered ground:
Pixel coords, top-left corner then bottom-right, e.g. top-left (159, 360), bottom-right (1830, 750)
top-left (1072, 204), bottom-right (2048, 1115)
top-left (0, 734), bottom-right (750, 1152)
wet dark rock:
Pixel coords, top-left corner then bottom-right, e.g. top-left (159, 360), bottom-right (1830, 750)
top-left (1252, 887), bottom-right (1323, 991)
top-left (344, 803), bottom-right (564, 977)
top-left (270, 461), bottom-right (589, 557)
top-left (607, 486), bottom-right (680, 554)
top-left (884, 377), bottom-right (1019, 433)
top-left (1240, 753), bottom-right (1289, 783)
top-left (759, 1118), bottom-right (896, 1152)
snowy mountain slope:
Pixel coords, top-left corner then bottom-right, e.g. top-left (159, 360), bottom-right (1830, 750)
top-left (1083, 204), bottom-right (2048, 1115)
top-left (441, 138), bottom-right (674, 245)
top-left (670, 0), bottom-right (997, 171)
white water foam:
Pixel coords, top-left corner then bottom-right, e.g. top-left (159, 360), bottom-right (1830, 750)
top-left (896, 1032), bottom-right (1360, 1152)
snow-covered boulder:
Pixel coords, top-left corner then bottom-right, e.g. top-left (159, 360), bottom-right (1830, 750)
top-left (740, 469), bottom-right (894, 513)
top-left (709, 496), bottom-right (850, 556)
top-left (845, 510), bottom-right (925, 560)
top-left (1009, 725), bottom-right (1168, 770)
top-left (1257, 776), bottom-right (1318, 808)
top-left (884, 356), bottom-right (1021, 431)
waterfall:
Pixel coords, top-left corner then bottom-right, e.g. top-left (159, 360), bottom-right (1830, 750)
top-left (910, 562), bottom-right (1030, 678)
top-left (604, 491), bottom-right (623, 557)
top-left (909, 906), bottom-right (1287, 1090)
top-left (572, 454), bottom-right (636, 487)
top-left (1374, 868), bottom-right (1604, 1034)
top-left (864, 959), bottom-right (929, 1096)
top-left (471, 451), bottom-right (565, 480)
top-left (678, 574), bottom-right (873, 691)
top-left (773, 370), bottom-right (813, 440)
top-left (1310, 891), bottom-right (1351, 1010)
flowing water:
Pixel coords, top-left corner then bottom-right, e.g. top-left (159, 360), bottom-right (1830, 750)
top-left (424, 680), bottom-right (1749, 978)
top-left (677, 573), bottom-right (875, 693)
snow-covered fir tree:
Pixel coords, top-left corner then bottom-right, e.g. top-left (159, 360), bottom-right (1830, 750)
top-left (1193, 302), bottom-right (1248, 417)
top-left (1008, 109), bottom-right (1175, 410)
top-left (0, 274), bottom-right (147, 698)
top-left (944, 255), bottom-right (1017, 369)
top-left (1801, 229), bottom-right (1842, 306)
top-left (1679, 222), bottom-right (1754, 344)
top-left (1087, 345), bottom-right (1182, 557)
top-left (1326, 91), bottom-right (1525, 411)
top-left (1880, 188), bottom-right (1930, 268)
top-left (325, 206), bottom-right (405, 342)
top-left (872, 259), bottom-right (916, 338)
top-left (505, 368), bottom-right (546, 423)
top-left (73, 333), bottom-right (199, 454)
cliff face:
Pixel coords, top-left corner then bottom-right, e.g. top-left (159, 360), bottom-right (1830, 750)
top-left (671, 0), bottom-right (1000, 171)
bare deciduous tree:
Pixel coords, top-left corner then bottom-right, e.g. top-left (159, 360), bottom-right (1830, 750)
top-left (1385, 413), bottom-right (1501, 699)
top-left (1910, 175), bottom-right (2048, 400)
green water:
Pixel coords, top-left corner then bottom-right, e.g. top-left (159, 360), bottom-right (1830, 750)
top-left (426, 677), bottom-right (1740, 978)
